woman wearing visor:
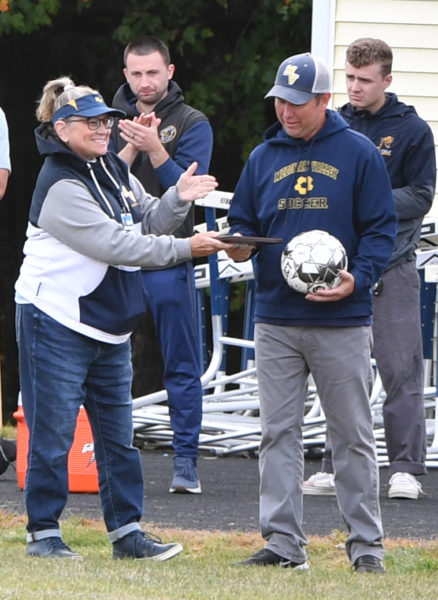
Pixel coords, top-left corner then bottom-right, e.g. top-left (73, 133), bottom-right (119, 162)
top-left (15, 76), bottom-right (226, 560)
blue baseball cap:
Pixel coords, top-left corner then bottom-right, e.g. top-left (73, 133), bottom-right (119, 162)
top-left (52, 93), bottom-right (126, 124)
top-left (265, 53), bottom-right (331, 105)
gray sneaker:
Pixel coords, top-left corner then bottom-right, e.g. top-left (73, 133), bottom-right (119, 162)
top-left (26, 537), bottom-right (81, 558)
top-left (113, 530), bottom-right (183, 561)
top-left (169, 456), bottom-right (202, 494)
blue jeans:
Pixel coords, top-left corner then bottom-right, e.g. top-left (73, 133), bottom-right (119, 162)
top-left (142, 262), bottom-right (202, 459)
top-left (16, 304), bottom-right (144, 541)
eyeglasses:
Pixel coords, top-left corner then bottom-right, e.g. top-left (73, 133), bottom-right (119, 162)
top-left (65, 116), bottom-right (115, 130)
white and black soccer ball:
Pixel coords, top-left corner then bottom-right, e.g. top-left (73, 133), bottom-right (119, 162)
top-left (281, 230), bottom-right (348, 294)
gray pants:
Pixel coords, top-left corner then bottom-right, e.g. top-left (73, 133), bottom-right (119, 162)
top-left (256, 323), bottom-right (384, 565)
top-left (322, 261), bottom-right (426, 476)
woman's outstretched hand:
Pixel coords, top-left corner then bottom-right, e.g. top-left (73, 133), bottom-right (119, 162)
top-left (190, 232), bottom-right (233, 257)
top-left (176, 162), bottom-right (218, 202)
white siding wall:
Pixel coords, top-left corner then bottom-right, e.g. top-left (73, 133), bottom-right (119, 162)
top-left (312, 0), bottom-right (438, 214)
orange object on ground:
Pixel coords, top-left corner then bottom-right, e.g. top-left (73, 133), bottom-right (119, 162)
top-left (13, 406), bottom-right (98, 493)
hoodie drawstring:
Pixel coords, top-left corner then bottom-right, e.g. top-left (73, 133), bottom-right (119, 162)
top-left (86, 161), bottom-right (115, 217)
top-left (86, 158), bottom-right (134, 225)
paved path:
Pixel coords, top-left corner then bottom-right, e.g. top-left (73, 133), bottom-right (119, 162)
top-left (1, 450), bottom-right (437, 539)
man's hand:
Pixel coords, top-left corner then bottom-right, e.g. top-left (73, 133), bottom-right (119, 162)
top-left (305, 270), bottom-right (355, 302)
top-left (176, 162), bottom-right (218, 201)
top-left (224, 233), bottom-right (255, 262)
top-left (118, 112), bottom-right (161, 149)
top-left (118, 112), bottom-right (168, 167)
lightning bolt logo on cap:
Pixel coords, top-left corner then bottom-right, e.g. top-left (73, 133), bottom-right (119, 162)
top-left (283, 65), bottom-right (300, 86)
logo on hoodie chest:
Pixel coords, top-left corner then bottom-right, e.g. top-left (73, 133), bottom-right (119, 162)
top-left (275, 160), bottom-right (338, 210)
top-left (160, 125), bottom-right (177, 144)
top-left (377, 136), bottom-right (394, 157)
top-left (274, 160), bottom-right (339, 183)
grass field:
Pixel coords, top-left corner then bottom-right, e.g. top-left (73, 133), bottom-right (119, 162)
top-left (1, 511), bottom-right (438, 600)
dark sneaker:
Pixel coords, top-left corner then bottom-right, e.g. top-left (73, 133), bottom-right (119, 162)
top-left (26, 537), bottom-right (81, 558)
top-left (238, 548), bottom-right (309, 569)
top-left (0, 437), bottom-right (16, 461)
top-left (113, 531), bottom-right (183, 561)
top-left (0, 437), bottom-right (16, 475)
top-left (169, 456), bottom-right (202, 494)
top-left (353, 554), bottom-right (385, 574)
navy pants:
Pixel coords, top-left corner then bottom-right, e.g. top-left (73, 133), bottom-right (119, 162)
top-left (141, 262), bottom-right (202, 459)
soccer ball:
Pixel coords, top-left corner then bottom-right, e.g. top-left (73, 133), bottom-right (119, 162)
top-left (281, 230), bottom-right (348, 294)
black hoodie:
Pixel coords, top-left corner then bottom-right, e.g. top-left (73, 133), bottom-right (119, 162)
top-left (112, 80), bottom-right (211, 238)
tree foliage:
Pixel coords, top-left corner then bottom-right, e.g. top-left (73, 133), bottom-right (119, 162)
top-left (0, 0), bottom-right (90, 35)
top-left (112, 0), bottom-right (312, 162)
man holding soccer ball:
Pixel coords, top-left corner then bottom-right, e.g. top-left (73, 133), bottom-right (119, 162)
top-left (226, 52), bottom-right (397, 573)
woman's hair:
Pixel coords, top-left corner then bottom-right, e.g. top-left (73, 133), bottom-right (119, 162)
top-left (36, 76), bottom-right (99, 123)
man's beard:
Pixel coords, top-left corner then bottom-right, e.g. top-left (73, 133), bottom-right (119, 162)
top-left (138, 90), bottom-right (164, 106)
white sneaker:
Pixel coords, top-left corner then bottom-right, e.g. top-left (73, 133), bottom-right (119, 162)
top-left (303, 472), bottom-right (336, 496)
top-left (388, 472), bottom-right (423, 500)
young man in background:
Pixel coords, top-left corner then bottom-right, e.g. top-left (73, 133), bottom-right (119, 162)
top-left (304, 38), bottom-right (436, 500)
top-left (112, 37), bottom-right (214, 494)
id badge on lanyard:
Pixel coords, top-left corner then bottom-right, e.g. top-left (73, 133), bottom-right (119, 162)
top-left (121, 212), bottom-right (134, 231)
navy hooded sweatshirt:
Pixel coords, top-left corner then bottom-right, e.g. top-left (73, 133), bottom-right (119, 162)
top-left (339, 93), bottom-right (436, 270)
top-left (228, 109), bottom-right (397, 327)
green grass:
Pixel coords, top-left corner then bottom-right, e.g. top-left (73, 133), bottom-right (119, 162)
top-left (1, 511), bottom-right (438, 599)
top-left (1, 425), bottom-right (17, 439)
